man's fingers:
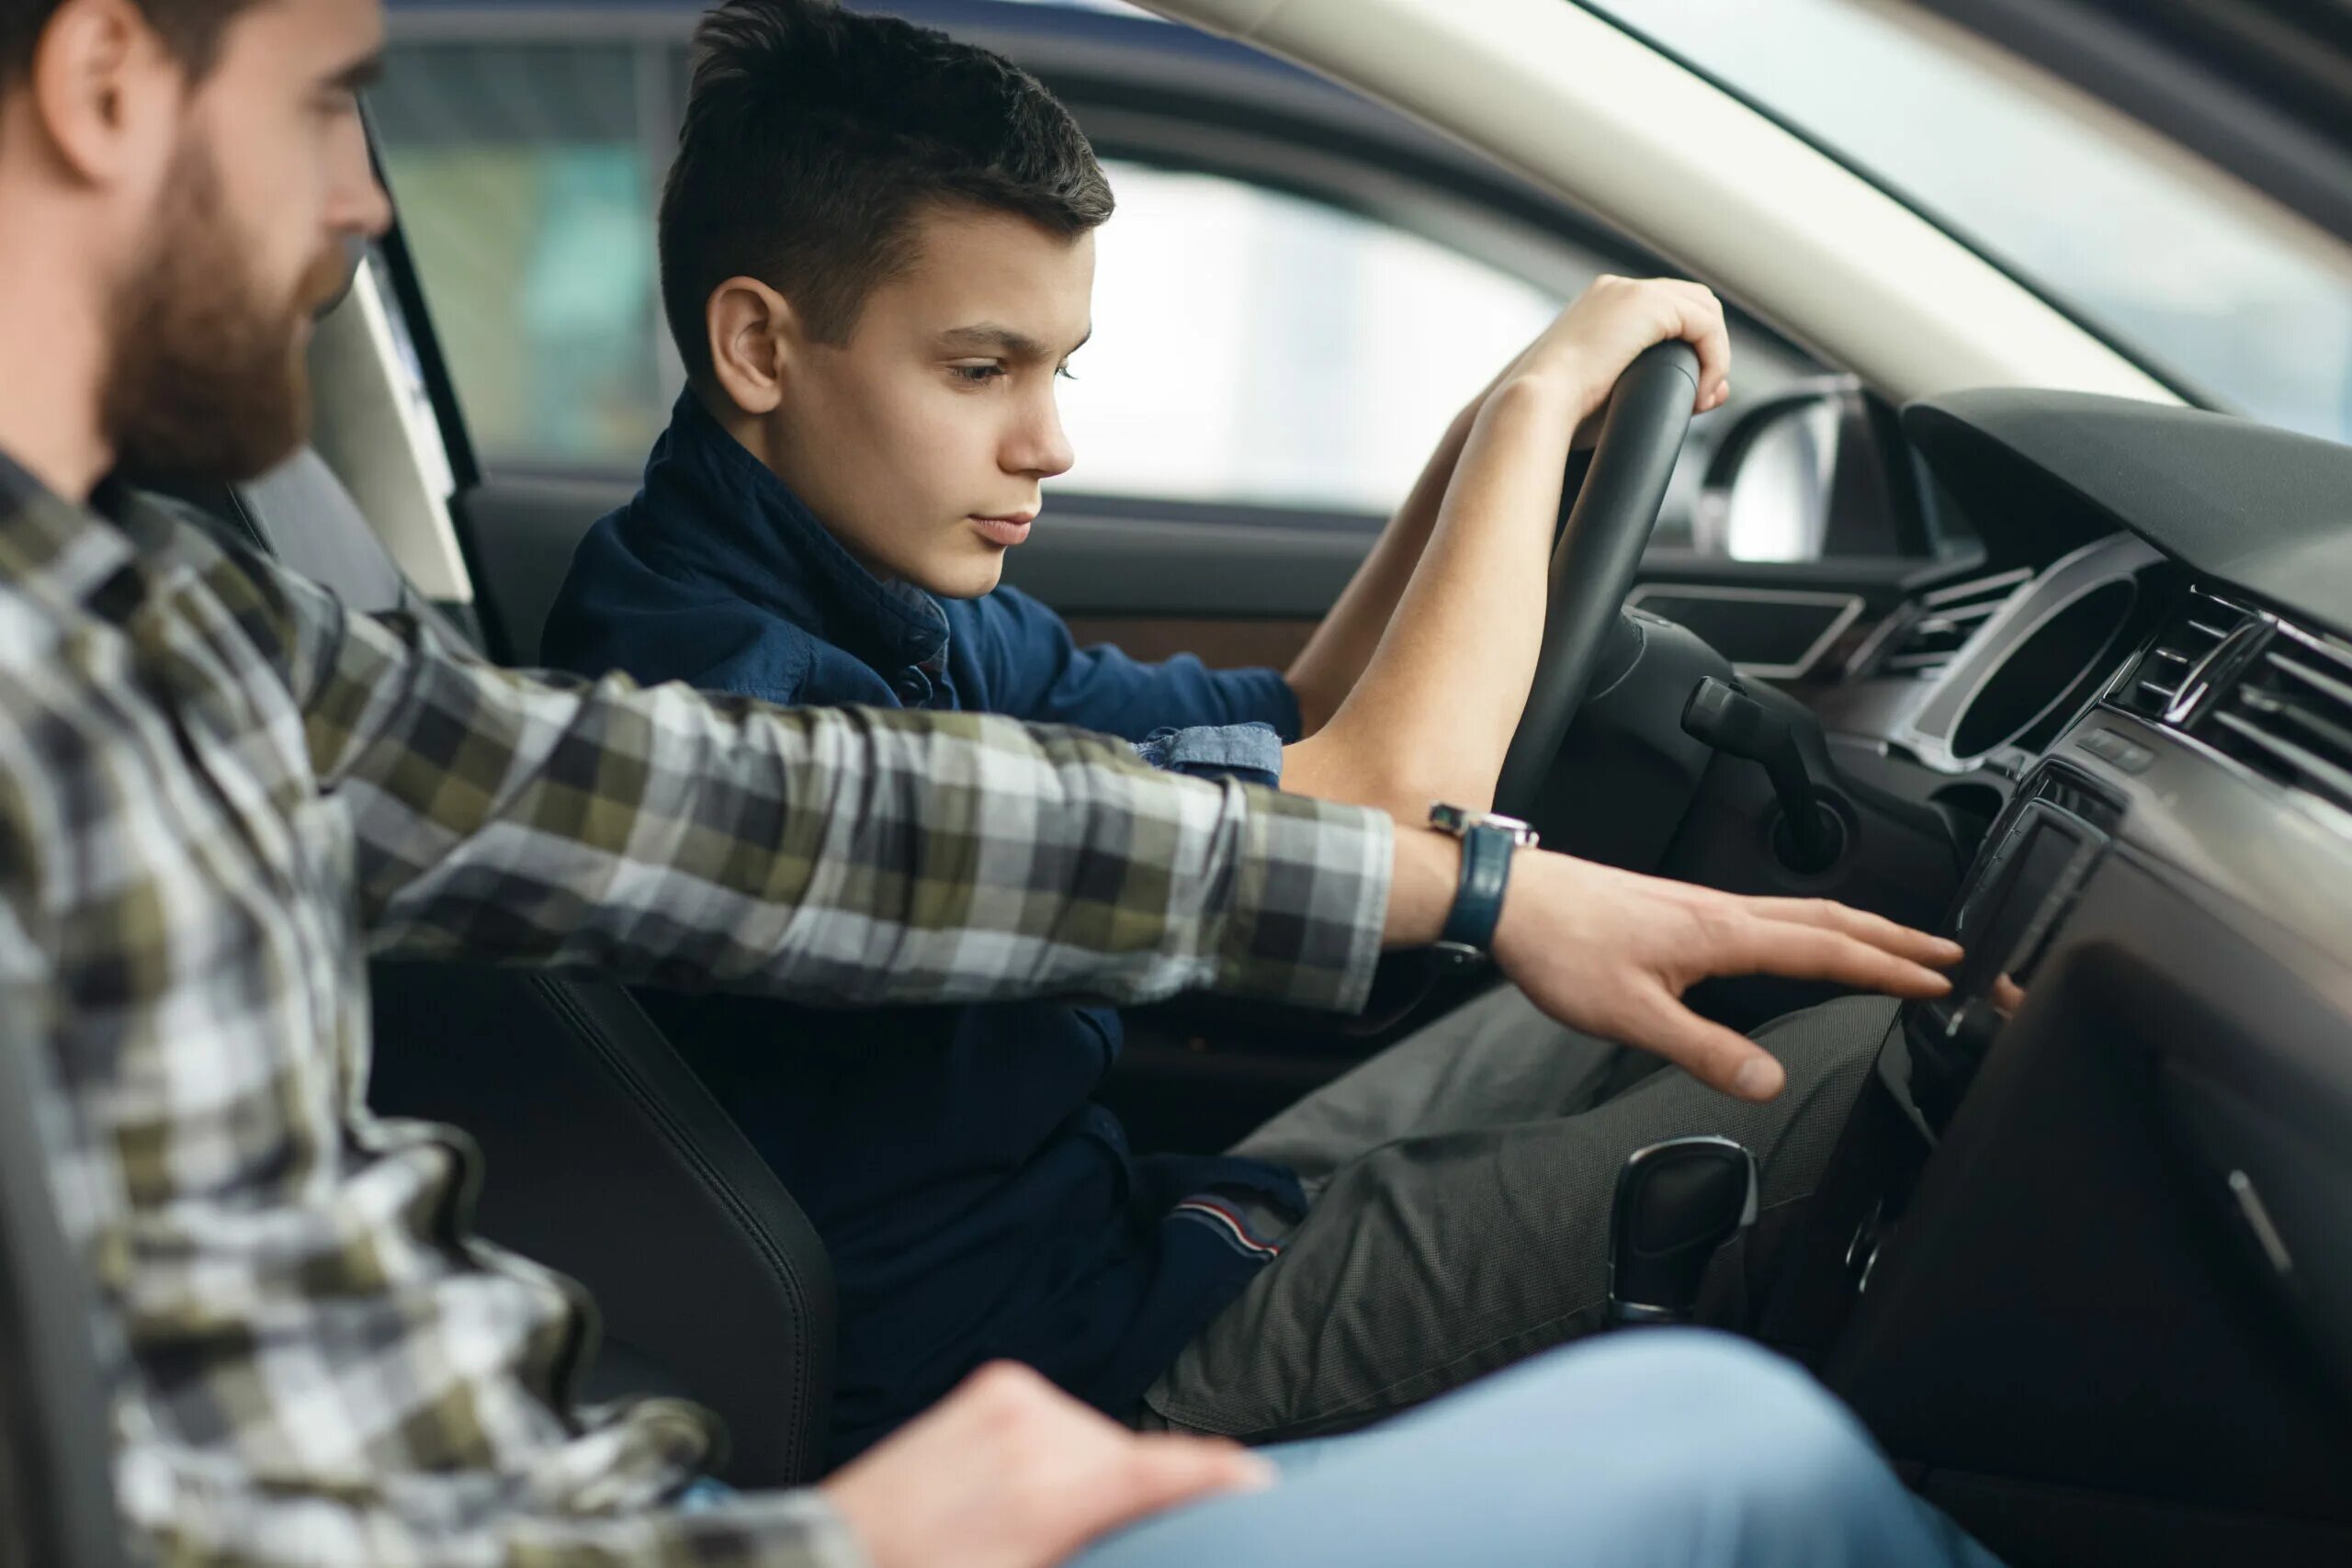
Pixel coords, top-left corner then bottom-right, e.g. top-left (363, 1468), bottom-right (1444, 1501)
top-left (1101, 1437), bottom-right (1276, 1533)
top-left (1989, 974), bottom-right (2028, 1017)
top-left (1629, 994), bottom-right (1786, 1101)
top-left (1721, 917), bottom-right (1954, 999)
top-left (1740, 897), bottom-right (1963, 967)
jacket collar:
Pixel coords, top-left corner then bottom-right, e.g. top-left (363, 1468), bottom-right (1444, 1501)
top-left (624, 391), bottom-right (949, 672)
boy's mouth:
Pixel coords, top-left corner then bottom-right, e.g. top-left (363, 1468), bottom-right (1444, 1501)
top-left (968, 513), bottom-right (1036, 547)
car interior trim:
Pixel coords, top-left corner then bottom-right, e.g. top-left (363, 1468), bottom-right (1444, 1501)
top-left (1623, 581), bottom-right (1865, 680)
top-left (1147, 0), bottom-right (2182, 409)
top-left (304, 256), bottom-right (476, 603)
top-left (1894, 533), bottom-right (2160, 772)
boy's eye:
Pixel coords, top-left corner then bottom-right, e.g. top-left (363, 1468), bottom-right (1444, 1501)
top-left (1056, 364), bottom-right (1078, 382)
top-left (949, 363), bottom-right (1006, 386)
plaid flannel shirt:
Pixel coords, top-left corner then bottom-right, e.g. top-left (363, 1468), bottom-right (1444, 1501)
top-left (0, 457), bottom-right (1392, 1568)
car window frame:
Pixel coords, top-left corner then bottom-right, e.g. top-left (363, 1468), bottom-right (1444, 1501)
top-left (379, 0), bottom-right (1958, 564)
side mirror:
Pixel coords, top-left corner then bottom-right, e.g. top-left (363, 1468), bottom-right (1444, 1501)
top-left (1690, 377), bottom-right (1857, 560)
top-left (1685, 375), bottom-right (1938, 561)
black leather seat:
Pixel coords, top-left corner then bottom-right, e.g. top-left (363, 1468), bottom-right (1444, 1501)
top-left (1, 1004), bottom-right (130, 1568)
top-left (456, 477), bottom-right (617, 665)
top-left (141, 453), bottom-right (838, 1486)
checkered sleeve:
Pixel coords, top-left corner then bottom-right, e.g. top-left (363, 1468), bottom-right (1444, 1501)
top-left (254, 556), bottom-right (1389, 1014)
top-left (121, 1459), bottom-right (875, 1568)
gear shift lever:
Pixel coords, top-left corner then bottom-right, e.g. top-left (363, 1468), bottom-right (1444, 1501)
top-left (1607, 1135), bottom-right (1759, 1326)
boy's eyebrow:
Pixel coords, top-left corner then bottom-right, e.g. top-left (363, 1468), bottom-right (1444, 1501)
top-left (938, 323), bottom-right (1092, 359)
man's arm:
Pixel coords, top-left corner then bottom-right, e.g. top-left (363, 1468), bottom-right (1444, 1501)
top-left (239, 534), bottom-right (1950, 1099)
top-left (1281, 278), bottom-right (1731, 817)
top-left (256, 555), bottom-right (1393, 1015)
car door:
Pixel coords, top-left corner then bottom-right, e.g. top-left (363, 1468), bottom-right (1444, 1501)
top-left (367, 0), bottom-right (1973, 1148)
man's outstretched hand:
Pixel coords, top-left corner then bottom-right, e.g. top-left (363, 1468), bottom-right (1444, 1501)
top-left (1490, 851), bottom-right (1962, 1102)
top-left (822, 1361), bottom-right (1273, 1568)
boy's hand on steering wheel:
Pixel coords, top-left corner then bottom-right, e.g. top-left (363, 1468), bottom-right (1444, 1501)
top-left (1503, 276), bottom-right (1734, 428)
top-left (1490, 851), bottom-right (1962, 1102)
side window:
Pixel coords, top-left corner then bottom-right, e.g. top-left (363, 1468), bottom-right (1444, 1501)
top-left (370, 31), bottom-right (1863, 558)
top-left (1064, 160), bottom-right (1564, 517)
top-left (371, 41), bottom-right (678, 472)
top-left (1071, 164), bottom-right (1855, 559)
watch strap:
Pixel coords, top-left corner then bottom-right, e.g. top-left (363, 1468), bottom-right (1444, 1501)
top-left (1437, 821), bottom-right (1517, 955)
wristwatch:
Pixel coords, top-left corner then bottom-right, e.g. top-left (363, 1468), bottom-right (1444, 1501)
top-left (1427, 804), bottom-right (1540, 964)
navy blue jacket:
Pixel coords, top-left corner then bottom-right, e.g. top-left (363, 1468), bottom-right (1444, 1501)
top-left (542, 393), bottom-right (1308, 1462)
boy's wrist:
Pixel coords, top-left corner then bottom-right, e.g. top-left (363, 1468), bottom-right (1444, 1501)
top-left (1485, 364), bottom-right (1601, 429)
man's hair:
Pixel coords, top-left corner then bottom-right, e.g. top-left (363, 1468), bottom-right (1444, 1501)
top-left (662, 0), bottom-right (1114, 385)
top-left (2, 1), bottom-right (262, 88)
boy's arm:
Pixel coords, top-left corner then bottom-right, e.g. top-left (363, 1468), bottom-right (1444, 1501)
top-left (1279, 397), bottom-right (1479, 739)
top-left (1281, 277), bottom-right (1731, 817)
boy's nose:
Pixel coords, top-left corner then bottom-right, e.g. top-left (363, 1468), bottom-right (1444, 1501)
top-left (1011, 402), bottom-right (1076, 480)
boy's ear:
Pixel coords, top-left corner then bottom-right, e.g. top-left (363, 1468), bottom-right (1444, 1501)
top-left (706, 276), bottom-right (801, 416)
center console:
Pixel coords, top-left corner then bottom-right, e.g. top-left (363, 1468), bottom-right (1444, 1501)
top-left (1756, 718), bottom-right (2352, 1565)
top-left (1745, 759), bottom-right (2123, 1341)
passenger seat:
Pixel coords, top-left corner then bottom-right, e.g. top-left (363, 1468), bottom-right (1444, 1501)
top-left (136, 452), bottom-right (839, 1487)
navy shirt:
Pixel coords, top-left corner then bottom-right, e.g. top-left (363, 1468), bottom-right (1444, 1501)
top-left (543, 393), bottom-right (1308, 1462)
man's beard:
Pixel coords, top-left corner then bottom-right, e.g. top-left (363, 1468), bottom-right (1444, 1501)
top-left (101, 140), bottom-right (350, 487)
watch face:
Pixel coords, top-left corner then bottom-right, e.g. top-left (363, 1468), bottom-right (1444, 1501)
top-left (1428, 804), bottom-right (1540, 847)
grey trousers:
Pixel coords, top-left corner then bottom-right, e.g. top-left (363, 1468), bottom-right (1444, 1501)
top-left (1136, 987), bottom-right (1897, 1443)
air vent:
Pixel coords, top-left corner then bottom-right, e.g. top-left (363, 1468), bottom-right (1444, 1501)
top-left (2197, 626), bottom-right (2352, 817)
top-left (1871, 567), bottom-right (2035, 677)
top-left (2111, 592), bottom-right (2256, 721)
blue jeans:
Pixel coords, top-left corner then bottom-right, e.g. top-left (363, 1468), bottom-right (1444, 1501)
top-left (1074, 1331), bottom-right (2002, 1568)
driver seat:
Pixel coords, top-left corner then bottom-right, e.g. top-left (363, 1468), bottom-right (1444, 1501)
top-left (136, 451), bottom-right (838, 1487)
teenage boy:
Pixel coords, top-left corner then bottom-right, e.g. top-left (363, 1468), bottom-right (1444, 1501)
top-left (548, 0), bottom-right (1913, 1463)
top-left (0, 2), bottom-right (1999, 1565)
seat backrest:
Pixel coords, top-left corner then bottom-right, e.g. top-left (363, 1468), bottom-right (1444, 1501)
top-left (139, 454), bottom-right (838, 1486)
top-left (452, 478), bottom-right (620, 665)
top-left (0, 1011), bottom-right (130, 1568)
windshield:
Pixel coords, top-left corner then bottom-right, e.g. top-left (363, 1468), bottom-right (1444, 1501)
top-left (1587, 0), bottom-right (2352, 444)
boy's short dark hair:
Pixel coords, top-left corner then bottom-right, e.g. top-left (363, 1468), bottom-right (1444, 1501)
top-left (662, 0), bottom-right (1114, 385)
top-left (4, 1), bottom-right (258, 88)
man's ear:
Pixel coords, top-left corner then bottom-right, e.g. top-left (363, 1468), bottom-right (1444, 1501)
top-left (706, 276), bottom-right (801, 416)
top-left (27, 0), bottom-right (184, 188)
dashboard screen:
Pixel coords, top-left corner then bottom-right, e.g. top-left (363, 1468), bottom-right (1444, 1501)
top-left (1897, 795), bottom-right (2109, 1135)
top-left (1953, 817), bottom-right (2086, 999)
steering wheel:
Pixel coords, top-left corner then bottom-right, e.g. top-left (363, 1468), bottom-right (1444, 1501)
top-left (1493, 340), bottom-right (1702, 818)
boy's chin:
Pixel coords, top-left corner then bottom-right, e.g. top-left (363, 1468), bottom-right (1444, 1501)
top-left (910, 547), bottom-right (1011, 601)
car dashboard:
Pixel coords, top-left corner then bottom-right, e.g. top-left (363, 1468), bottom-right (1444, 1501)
top-left (1759, 394), bottom-right (2352, 1566)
